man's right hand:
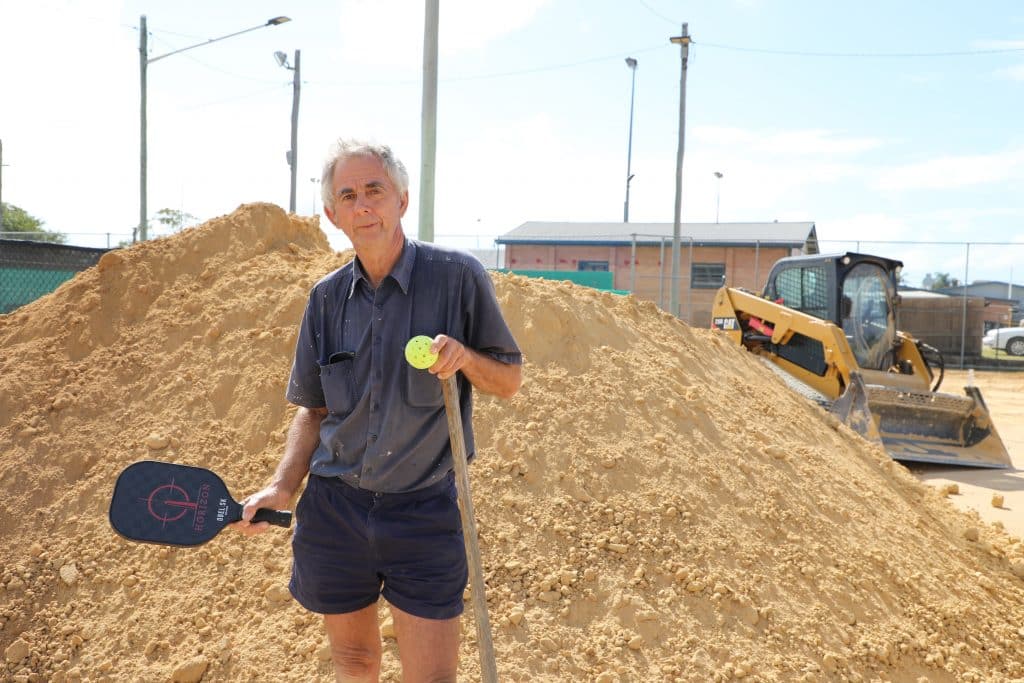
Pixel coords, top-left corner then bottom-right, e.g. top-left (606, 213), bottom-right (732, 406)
top-left (230, 485), bottom-right (293, 536)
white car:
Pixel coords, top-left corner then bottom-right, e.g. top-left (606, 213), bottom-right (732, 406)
top-left (983, 326), bottom-right (1024, 356)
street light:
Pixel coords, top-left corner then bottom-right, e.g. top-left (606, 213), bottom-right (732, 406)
top-left (714, 171), bottom-right (723, 223)
top-left (275, 49), bottom-right (301, 214)
top-left (623, 56), bottom-right (638, 223)
top-left (138, 15), bottom-right (290, 241)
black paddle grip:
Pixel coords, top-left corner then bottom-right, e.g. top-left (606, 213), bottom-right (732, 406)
top-left (252, 508), bottom-right (293, 528)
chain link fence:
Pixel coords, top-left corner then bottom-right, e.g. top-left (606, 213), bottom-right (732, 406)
top-left (4, 227), bottom-right (1021, 369)
top-left (0, 238), bottom-right (111, 314)
top-left (819, 239), bottom-right (1024, 369)
top-left (494, 232), bottom-right (1024, 370)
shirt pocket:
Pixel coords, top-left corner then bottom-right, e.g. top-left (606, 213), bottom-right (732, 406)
top-left (319, 359), bottom-right (357, 415)
top-left (404, 366), bottom-right (443, 408)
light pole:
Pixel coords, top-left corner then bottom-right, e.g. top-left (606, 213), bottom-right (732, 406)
top-left (310, 177), bottom-right (321, 215)
top-left (419, 0), bottom-right (440, 242)
top-left (714, 171), bottom-right (723, 223)
top-left (139, 15), bottom-right (290, 241)
top-left (669, 24), bottom-right (691, 319)
top-left (275, 50), bottom-right (301, 213)
top-left (623, 57), bottom-right (638, 223)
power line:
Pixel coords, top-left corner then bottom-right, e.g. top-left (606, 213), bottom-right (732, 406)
top-left (636, 0), bottom-right (679, 27)
top-left (148, 34), bottom-right (284, 84)
top-left (444, 44), bottom-right (667, 82)
top-left (176, 83), bottom-right (291, 112)
top-left (148, 27), bottom-right (215, 41)
top-left (697, 40), bottom-right (1024, 58)
top-left (308, 44), bottom-right (669, 87)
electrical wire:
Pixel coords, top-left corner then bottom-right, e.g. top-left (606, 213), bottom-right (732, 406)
top-left (147, 34), bottom-right (284, 85)
top-left (636, 0), bottom-right (680, 27)
top-left (307, 43), bottom-right (669, 87)
top-left (176, 83), bottom-right (291, 111)
top-left (696, 40), bottom-right (1024, 58)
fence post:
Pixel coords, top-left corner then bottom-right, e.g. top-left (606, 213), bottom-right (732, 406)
top-left (754, 240), bottom-right (760, 290)
top-left (659, 237), bottom-right (666, 309)
top-left (629, 233), bottom-right (637, 293)
top-left (686, 236), bottom-right (694, 322)
top-left (959, 243), bottom-right (970, 368)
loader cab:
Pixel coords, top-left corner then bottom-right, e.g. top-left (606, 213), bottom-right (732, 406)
top-left (763, 252), bottom-right (902, 370)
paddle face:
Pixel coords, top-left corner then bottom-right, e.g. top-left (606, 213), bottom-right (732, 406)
top-left (109, 461), bottom-right (243, 546)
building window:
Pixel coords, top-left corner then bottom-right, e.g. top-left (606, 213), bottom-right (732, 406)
top-left (578, 260), bottom-right (609, 272)
top-left (691, 263), bottom-right (725, 289)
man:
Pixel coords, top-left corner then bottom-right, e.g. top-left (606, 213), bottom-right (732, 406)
top-left (233, 139), bottom-right (522, 683)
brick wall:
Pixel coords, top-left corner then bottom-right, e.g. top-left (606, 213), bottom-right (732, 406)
top-left (504, 243), bottom-right (795, 325)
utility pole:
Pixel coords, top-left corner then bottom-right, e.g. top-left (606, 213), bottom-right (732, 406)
top-left (140, 15), bottom-right (149, 241)
top-left (276, 49), bottom-right (301, 212)
top-left (623, 57), bottom-right (638, 223)
top-left (290, 50), bottom-right (300, 213)
top-left (669, 23), bottom-right (691, 319)
top-left (419, 0), bottom-right (439, 242)
top-left (140, 15), bottom-right (290, 241)
top-left (714, 171), bottom-right (723, 223)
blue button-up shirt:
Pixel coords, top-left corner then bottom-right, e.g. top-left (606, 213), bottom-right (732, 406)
top-left (286, 239), bottom-right (521, 493)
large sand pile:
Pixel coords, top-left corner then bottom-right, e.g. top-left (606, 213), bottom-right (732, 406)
top-left (2, 203), bottom-right (1024, 683)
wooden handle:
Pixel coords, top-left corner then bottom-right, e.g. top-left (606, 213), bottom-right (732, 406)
top-left (441, 375), bottom-right (498, 683)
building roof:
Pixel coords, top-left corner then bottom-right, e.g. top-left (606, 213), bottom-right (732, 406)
top-left (935, 284), bottom-right (1022, 299)
top-left (964, 280), bottom-right (1021, 288)
top-left (496, 221), bottom-right (817, 250)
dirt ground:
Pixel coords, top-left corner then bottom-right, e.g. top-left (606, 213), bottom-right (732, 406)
top-left (909, 369), bottom-right (1024, 540)
top-left (1, 205), bottom-right (1024, 682)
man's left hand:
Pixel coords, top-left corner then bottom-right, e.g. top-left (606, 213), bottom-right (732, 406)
top-left (428, 335), bottom-right (468, 380)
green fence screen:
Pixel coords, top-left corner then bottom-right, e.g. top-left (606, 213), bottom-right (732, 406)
top-left (497, 269), bottom-right (629, 295)
top-left (0, 239), bottom-right (110, 314)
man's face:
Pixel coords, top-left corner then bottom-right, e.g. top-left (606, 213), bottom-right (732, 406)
top-left (324, 154), bottom-right (409, 250)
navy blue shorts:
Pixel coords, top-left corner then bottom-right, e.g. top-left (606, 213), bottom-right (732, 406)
top-left (289, 473), bottom-right (467, 620)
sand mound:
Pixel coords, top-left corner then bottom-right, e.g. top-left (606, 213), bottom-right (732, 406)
top-left (2, 203), bottom-right (1023, 682)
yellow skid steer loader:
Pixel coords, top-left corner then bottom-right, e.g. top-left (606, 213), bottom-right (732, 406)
top-left (711, 252), bottom-right (1010, 468)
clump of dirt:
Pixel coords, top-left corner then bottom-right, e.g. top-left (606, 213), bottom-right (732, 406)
top-left (2, 203), bottom-right (1023, 682)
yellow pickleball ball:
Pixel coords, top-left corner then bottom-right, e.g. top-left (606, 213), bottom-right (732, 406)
top-left (404, 335), bottom-right (438, 370)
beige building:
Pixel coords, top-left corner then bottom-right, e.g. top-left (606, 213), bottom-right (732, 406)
top-left (496, 221), bottom-right (818, 326)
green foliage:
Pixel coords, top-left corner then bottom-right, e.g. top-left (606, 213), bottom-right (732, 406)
top-left (153, 208), bottom-right (198, 235)
top-left (0, 203), bottom-right (66, 244)
top-left (926, 272), bottom-right (961, 290)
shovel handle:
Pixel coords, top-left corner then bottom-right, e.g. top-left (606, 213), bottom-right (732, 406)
top-left (441, 375), bottom-right (498, 683)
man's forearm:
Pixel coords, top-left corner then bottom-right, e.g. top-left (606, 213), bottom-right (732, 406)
top-left (461, 349), bottom-right (522, 399)
top-left (271, 406), bottom-right (326, 497)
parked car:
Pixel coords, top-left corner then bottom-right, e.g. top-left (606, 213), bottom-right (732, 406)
top-left (983, 326), bottom-right (1024, 356)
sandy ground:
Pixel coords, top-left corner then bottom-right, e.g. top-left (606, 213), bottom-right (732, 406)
top-left (1, 204), bottom-right (1024, 682)
top-left (909, 369), bottom-right (1024, 540)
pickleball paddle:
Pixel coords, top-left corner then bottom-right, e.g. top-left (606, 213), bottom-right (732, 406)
top-left (109, 460), bottom-right (291, 547)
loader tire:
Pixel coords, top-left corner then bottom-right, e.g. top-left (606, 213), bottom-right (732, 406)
top-left (1006, 337), bottom-right (1024, 357)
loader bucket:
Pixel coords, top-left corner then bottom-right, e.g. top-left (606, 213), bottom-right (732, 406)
top-left (829, 372), bottom-right (881, 445)
top-left (862, 383), bottom-right (1012, 468)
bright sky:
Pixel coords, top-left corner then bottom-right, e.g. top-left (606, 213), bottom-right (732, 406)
top-left (2, 0), bottom-right (1023, 286)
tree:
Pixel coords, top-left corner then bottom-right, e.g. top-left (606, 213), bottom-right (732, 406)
top-left (0, 202), bottom-right (66, 243)
top-left (926, 272), bottom-right (961, 290)
top-left (153, 208), bottom-right (198, 236)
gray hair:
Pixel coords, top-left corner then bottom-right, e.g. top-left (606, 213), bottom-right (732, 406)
top-left (320, 139), bottom-right (409, 207)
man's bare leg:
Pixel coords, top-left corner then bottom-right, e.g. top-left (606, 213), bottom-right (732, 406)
top-left (390, 603), bottom-right (460, 683)
top-left (323, 604), bottom-right (382, 683)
